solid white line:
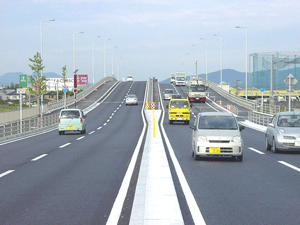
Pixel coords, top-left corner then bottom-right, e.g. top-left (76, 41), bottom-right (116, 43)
top-left (106, 81), bottom-right (147, 224)
top-left (97, 127), bottom-right (102, 130)
top-left (31, 154), bottom-right (48, 161)
top-left (0, 170), bottom-right (14, 178)
top-left (158, 84), bottom-right (206, 224)
top-left (76, 136), bottom-right (85, 140)
top-left (89, 131), bottom-right (95, 135)
top-left (278, 161), bottom-right (300, 173)
top-left (248, 147), bottom-right (265, 154)
top-left (59, 143), bottom-right (71, 148)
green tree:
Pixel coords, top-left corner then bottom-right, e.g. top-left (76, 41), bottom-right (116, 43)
top-left (61, 65), bottom-right (68, 88)
top-left (28, 52), bottom-right (46, 116)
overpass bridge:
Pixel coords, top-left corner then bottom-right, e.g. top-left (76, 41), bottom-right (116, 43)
top-left (1, 78), bottom-right (300, 224)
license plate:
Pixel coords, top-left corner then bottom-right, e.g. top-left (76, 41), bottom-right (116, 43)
top-left (67, 126), bottom-right (74, 129)
top-left (177, 118), bottom-right (182, 120)
top-left (209, 147), bottom-right (221, 154)
top-left (295, 141), bottom-right (300, 146)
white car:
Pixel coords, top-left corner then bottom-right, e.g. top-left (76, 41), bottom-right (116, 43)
top-left (190, 112), bottom-right (245, 161)
top-left (127, 76), bottom-right (133, 81)
top-left (163, 89), bottom-right (174, 100)
top-left (126, 94), bottom-right (138, 105)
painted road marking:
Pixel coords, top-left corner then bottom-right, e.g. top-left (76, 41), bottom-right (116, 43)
top-left (89, 131), bottom-right (95, 135)
top-left (59, 143), bottom-right (71, 148)
top-left (278, 161), bottom-right (300, 173)
top-left (31, 154), bottom-right (48, 161)
top-left (76, 136), bottom-right (85, 140)
top-left (0, 170), bottom-right (14, 178)
top-left (248, 147), bottom-right (265, 154)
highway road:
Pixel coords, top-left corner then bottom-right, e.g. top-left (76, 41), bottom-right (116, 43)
top-left (1, 81), bottom-right (300, 224)
top-left (159, 83), bottom-right (300, 225)
top-left (0, 81), bottom-right (146, 225)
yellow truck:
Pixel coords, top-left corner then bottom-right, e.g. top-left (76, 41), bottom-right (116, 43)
top-left (167, 96), bottom-right (191, 124)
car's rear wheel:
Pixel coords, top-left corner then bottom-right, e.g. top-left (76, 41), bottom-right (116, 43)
top-left (169, 120), bottom-right (173, 124)
top-left (272, 139), bottom-right (278, 153)
top-left (266, 136), bottom-right (271, 150)
top-left (59, 131), bottom-right (62, 135)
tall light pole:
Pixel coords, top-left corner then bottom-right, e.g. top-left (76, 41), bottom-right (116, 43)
top-left (118, 56), bottom-right (123, 81)
top-left (40, 19), bottom-right (55, 117)
top-left (112, 46), bottom-right (118, 77)
top-left (92, 35), bottom-right (101, 84)
top-left (213, 34), bottom-right (223, 89)
top-left (235, 26), bottom-right (248, 100)
top-left (192, 44), bottom-right (199, 78)
top-left (200, 38), bottom-right (208, 81)
top-left (104, 38), bottom-right (111, 77)
top-left (73, 32), bottom-right (84, 73)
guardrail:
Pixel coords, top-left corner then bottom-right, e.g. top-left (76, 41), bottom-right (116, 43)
top-left (248, 111), bottom-right (273, 126)
top-left (0, 77), bottom-right (117, 143)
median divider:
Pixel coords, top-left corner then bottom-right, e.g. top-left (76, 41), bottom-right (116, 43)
top-left (130, 109), bottom-right (184, 224)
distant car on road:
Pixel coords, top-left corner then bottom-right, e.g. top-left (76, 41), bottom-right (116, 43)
top-left (127, 76), bottom-right (133, 81)
top-left (171, 94), bottom-right (182, 99)
top-left (266, 111), bottom-right (300, 153)
top-left (58, 109), bottom-right (87, 135)
top-left (190, 112), bottom-right (245, 161)
top-left (126, 94), bottom-right (138, 105)
top-left (163, 89), bottom-right (174, 100)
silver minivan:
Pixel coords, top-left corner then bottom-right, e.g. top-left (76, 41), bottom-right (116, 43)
top-left (190, 112), bottom-right (245, 161)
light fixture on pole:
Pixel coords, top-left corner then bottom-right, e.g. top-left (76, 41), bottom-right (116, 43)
top-left (73, 32), bottom-right (84, 73)
top-left (92, 35), bottom-right (101, 84)
top-left (213, 34), bottom-right (223, 89)
top-left (235, 26), bottom-right (248, 100)
top-left (40, 19), bottom-right (55, 117)
top-left (200, 38), bottom-right (208, 81)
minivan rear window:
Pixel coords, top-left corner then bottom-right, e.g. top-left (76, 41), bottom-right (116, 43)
top-left (61, 110), bottom-right (80, 119)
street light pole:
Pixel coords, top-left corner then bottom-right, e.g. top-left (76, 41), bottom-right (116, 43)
top-left (213, 34), bottom-right (223, 89)
top-left (112, 46), bottom-right (118, 77)
top-left (40, 19), bottom-right (55, 117)
top-left (200, 38), bottom-right (208, 81)
top-left (73, 32), bottom-right (84, 73)
top-left (104, 38), bottom-right (111, 77)
top-left (235, 26), bottom-right (248, 100)
top-left (92, 35), bottom-right (101, 84)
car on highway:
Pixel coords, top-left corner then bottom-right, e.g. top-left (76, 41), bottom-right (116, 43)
top-left (58, 109), bottom-right (87, 135)
top-left (126, 94), bottom-right (138, 105)
top-left (167, 96), bottom-right (190, 124)
top-left (171, 94), bottom-right (182, 99)
top-left (163, 89), bottom-right (174, 100)
top-left (127, 75), bottom-right (133, 81)
top-left (190, 112), bottom-right (245, 161)
top-left (266, 111), bottom-right (300, 153)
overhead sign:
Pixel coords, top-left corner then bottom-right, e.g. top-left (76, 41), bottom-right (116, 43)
top-left (77, 74), bottom-right (88, 85)
top-left (19, 75), bottom-right (27, 88)
top-left (284, 74), bottom-right (298, 87)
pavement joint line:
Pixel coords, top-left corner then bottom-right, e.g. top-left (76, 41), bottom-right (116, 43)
top-left (0, 170), bottom-right (14, 178)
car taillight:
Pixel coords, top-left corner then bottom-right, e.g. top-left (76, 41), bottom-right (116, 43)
top-left (135, 98), bottom-right (137, 100)
top-left (58, 118), bottom-right (61, 123)
top-left (80, 118), bottom-right (83, 123)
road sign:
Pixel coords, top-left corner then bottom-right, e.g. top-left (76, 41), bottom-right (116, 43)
top-left (19, 75), bottom-right (27, 88)
top-left (63, 88), bottom-right (68, 93)
top-left (17, 88), bottom-right (27, 94)
top-left (284, 74), bottom-right (298, 87)
top-left (261, 88), bottom-right (265, 92)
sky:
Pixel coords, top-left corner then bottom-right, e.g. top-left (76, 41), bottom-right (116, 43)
top-left (1, 0), bottom-right (300, 83)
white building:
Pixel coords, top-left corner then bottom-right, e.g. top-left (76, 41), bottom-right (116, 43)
top-left (46, 78), bottom-right (74, 91)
